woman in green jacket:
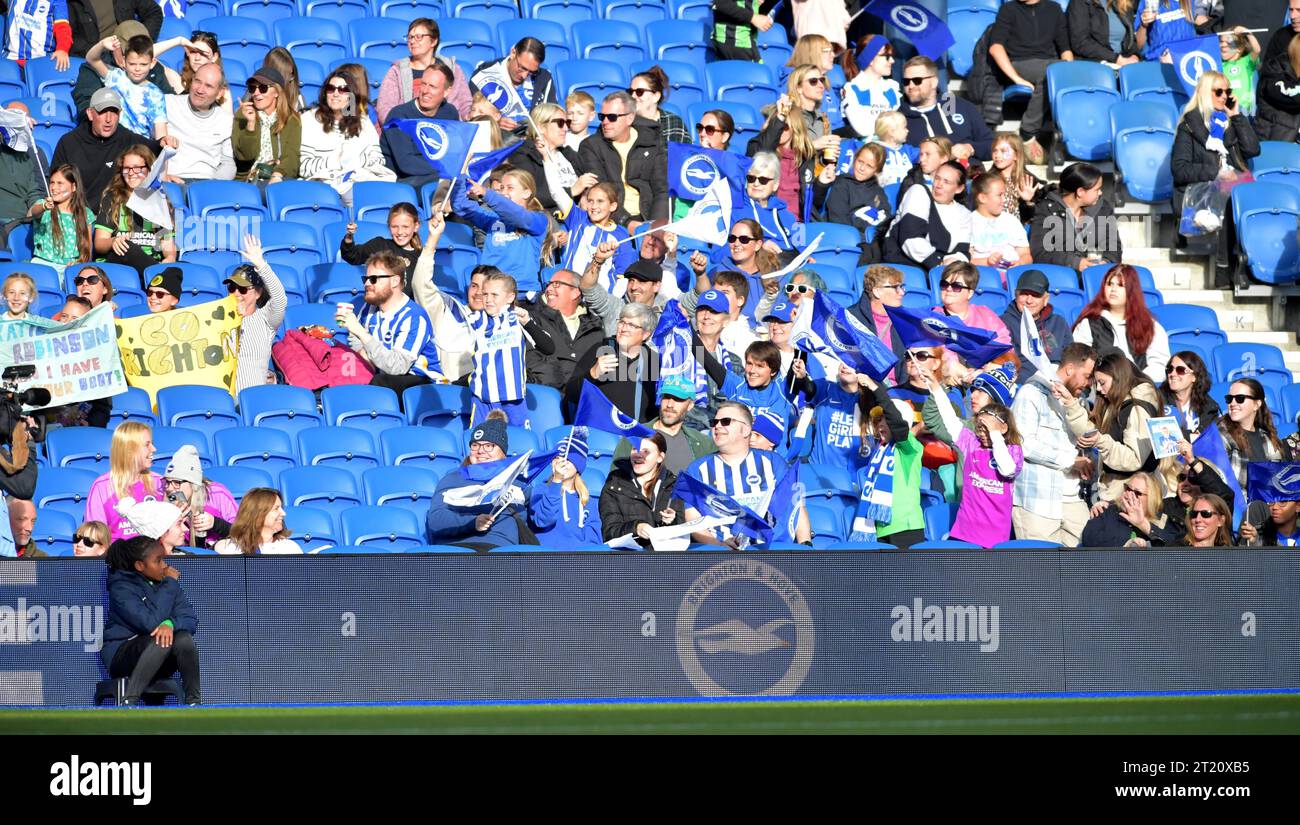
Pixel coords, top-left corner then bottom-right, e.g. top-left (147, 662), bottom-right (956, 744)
top-left (232, 65), bottom-right (301, 184)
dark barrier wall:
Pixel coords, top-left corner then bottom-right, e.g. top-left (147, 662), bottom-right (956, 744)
top-left (2, 551), bottom-right (1299, 707)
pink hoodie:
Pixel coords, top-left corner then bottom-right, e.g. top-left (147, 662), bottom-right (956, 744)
top-left (376, 58), bottom-right (473, 124)
top-left (85, 475), bottom-right (165, 542)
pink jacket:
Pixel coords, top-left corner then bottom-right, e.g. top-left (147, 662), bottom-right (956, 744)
top-left (932, 303), bottom-right (1013, 372)
top-left (792, 0), bottom-right (853, 49)
top-left (272, 329), bottom-right (375, 391)
top-left (376, 58), bottom-right (473, 124)
top-left (86, 475), bottom-right (165, 542)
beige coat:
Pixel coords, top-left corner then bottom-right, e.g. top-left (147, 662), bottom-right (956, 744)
top-left (1063, 381), bottom-right (1161, 502)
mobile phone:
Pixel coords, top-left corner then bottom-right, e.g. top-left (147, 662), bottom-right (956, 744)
top-left (1082, 429), bottom-right (1098, 438)
top-left (1225, 93), bottom-right (1237, 110)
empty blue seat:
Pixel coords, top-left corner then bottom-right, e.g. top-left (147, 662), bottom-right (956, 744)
top-left (300, 0), bottom-right (371, 26)
top-left (497, 18), bottom-right (572, 64)
top-left (706, 60), bottom-right (779, 111)
top-left (947, 7), bottom-right (996, 77)
top-left (807, 502), bottom-right (846, 549)
top-left (646, 19), bottom-right (708, 64)
top-left (229, 0), bottom-right (298, 21)
top-left (348, 17), bottom-right (411, 64)
top-left (45, 427), bottom-right (112, 472)
top-left (204, 16), bottom-right (273, 67)
top-left (436, 18), bottom-right (497, 69)
top-left (1151, 304), bottom-right (1227, 349)
top-left (33, 467), bottom-right (100, 523)
top-left (0, 60), bottom-right (25, 98)
top-left (1046, 61), bottom-right (1120, 161)
top-left (108, 387), bottom-right (159, 429)
top-left (572, 19), bottom-right (646, 65)
top-left (150, 427), bottom-right (211, 475)
top-left (305, 261), bottom-right (365, 298)
top-left (599, 0), bottom-right (667, 25)
top-left (188, 180), bottom-right (267, 222)
top-left (341, 505), bottom-right (424, 549)
top-left (321, 385), bottom-right (407, 436)
top-left (282, 505), bottom-right (338, 552)
top-left (280, 466), bottom-right (364, 531)
top-left (755, 21), bottom-right (791, 65)
top-left (188, 0), bottom-right (225, 22)
top-left (1110, 101), bottom-right (1176, 203)
top-left (31, 510), bottom-right (78, 557)
top-left (1118, 60), bottom-right (1187, 111)
top-left (372, 0), bottom-right (444, 19)
top-left (297, 426), bottom-right (380, 481)
top-left (554, 58), bottom-right (629, 102)
top-left (265, 181), bottom-right (348, 246)
top-left (1282, 383), bottom-right (1300, 427)
top-left (1232, 182), bottom-right (1300, 285)
top-left (452, 0), bottom-right (520, 27)
top-left (403, 383), bottom-right (471, 427)
top-left (923, 501), bottom-right (958, 541)
top-left (254, 221), bottom-right (324, 268)
top-left (667, 0), bottom-right (708, 21)
top-left (156, 385), bottom-right (240, 444)
top-left (238, 384), bottom-right (324, 436)
top-left (362, 465), bottom-right (441, 522)
top-left (352, 181), bottom-right (419, 224)
top-left (380, 426), bottom-right (464, 468)
top-left (205, 466), bottom-right (275, 503)
top-left (14, 95), bottom-right (74, 126)
top-left (215, 427), bottom-right (298, 481)
top-left (1212, 342), bottom-right (1290, 384)
top-left (1250, 141), bottom-right (1300, 192)
top-left (25, 57), bottom-right (86, 98)
top-left (524, 0), bottom-right (596, 28)
top-left (312, 269), bottom-right (369, 304)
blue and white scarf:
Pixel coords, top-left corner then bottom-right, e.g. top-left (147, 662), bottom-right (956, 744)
top-left (856, 442), bottom-right (897, 526)
top-left (1206, 111), bottom-right (1229, 156)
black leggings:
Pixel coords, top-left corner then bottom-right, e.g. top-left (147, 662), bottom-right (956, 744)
top-left (882, 529), bottom-right (926, 551)
top-left (110, 630), bottom-right (201, 703)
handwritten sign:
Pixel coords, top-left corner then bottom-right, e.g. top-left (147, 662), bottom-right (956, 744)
top-left (0, 304), bottom-right (126, 410)
top-left (115, 297), bottom-right (241, 402)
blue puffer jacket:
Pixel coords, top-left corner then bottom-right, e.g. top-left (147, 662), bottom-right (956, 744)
top-left (426, 466), bottom-right (531, 548)
top-left (101, 568), bottom-right (198, 671)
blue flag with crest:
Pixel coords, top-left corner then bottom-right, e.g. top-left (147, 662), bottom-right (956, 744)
top-left (864, 0), bottom-right (955, 60)
top-left (667, 142), bottom-right (751, 208)
top-left (574, 381), bottom-right (656, 441)
top-left (1165, 35), bottom-right (1222, 97)
top-left (1192, 424), bottom-right (1244, 528)
top-left (884, 305), bottom-right (1013, 368)
top-left (766, 459), bottom-right (806, 544)
top-left (386, 119), bottom-right (479, 179)
top-left (789, 290), bottom-right (898, 380)
top-left (674, 472), bottom-right (775, 545)
top-left (1246, 462), bottom-right (1300, 504)
top-left (466, 141), bottom-right (526, 184)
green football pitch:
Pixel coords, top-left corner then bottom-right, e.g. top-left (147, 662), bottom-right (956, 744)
top-left (5, 693), bottom-right (1300, 734)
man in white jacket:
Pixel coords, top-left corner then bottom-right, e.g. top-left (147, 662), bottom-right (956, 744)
top-left (163, 64), bottom-right (234, 183)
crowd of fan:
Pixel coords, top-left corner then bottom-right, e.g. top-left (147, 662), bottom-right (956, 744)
top-left (2, 0), bottom-right (1300, 557)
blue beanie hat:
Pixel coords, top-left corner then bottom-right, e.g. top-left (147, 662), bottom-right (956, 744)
top-left (751, 410), bottom-right (787, 448)
top-left (556, 426), bottom-right (590, 475)
top-left (970, 363), bottom-right (1017, 407)
top-left (469, 418), bottom-right (509, 453)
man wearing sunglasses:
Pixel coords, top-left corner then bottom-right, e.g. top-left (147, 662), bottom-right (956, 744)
top-left (897, 56), bottom-right (994, 162)
top-left (471, 37), bottom-right (556, 134)
top-left (987, 0), bottom-right (1075, 164)
top-left (577, 91), bottom-right (669, 227)
top-left (54, 85), bottom-right (164, 208)
top-left (163, 63), bottom-right (235, 183)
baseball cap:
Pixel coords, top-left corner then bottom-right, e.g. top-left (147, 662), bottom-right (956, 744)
top-left (762, 301), bottom-right (795, 323)
top-left (89, 88), bottom-right (123, 113)
top-left (250, 65), bottom-right (286, 89)
top-left (223, 265), bottom-right (257, 289)
top-left (114, 20), bottom-right (149, 43)
top-left (1014, 269), bottom-right (1050, 296)
top-left (659, 373), bottom-right (696, 401)
top-left (696, 289), bottom-right (729, 315)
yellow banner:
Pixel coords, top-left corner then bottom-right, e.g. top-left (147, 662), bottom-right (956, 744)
top-left (116, 297), bottom-right (241, 403)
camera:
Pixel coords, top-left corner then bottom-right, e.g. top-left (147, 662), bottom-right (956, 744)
top-left (0, 365), bottom-right (52, 447)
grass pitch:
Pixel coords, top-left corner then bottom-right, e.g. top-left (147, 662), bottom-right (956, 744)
top-left (5, 693), bottom-right (1300, 734)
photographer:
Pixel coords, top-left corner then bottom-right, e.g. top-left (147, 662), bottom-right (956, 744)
top-left (0, 378), bottom-right (42, 558)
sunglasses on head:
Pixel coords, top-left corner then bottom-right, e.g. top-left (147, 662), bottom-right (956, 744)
top-left (902, 76), bottom-right (933, 86)
top-left (1166, 364), bottom-right (1192, 376)
top-left (939, 279), bottom-right (971, 292)
top-left (597, 111), bottom-right (630, 122)
top-left (745, 174), bottom-right (773, 185)
top-left (784, 283), bottom-right (811, 295)
top-left (1188, 508), bottom-right (1219, 520)
top-left (246, 81), bottom-right (272, 94)
top-left (709, 416), bottom-right (739, 429)
top-left (74, 534), bottom-right (98, 547)
top-left (696, 123), bottom-right (727, 136)
top-left (727, 234), bottom-right (757, 244)
top-left (73, 275), bottom-right (101, 286)
top-left (1225, 393), bottom-right (1257, 405)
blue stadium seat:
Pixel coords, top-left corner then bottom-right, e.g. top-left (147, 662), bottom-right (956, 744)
top-left (1232, 182), bottom-right (1300, 285)
top-left (599, 0), bottom-right (667, 25)
top-left (685, 100), bottom-right (761, 146)
top-left (404, 544), bottom-right (477, 553)
top-left (1250, 141), bottom-right (1300, 192)
top-left (348, 18), bottom-right (411, 64)
top-left (0, 60), bottom-right (25, 99)
top-left (108, 387), bottom-right (159, 429)
top-left (554, 58), bottom-right (629, 102)
top-left (305, 262), bottom-right (365, 301)
top-left (373, 0), bottom-right (445, 21)
top-left (1, 263), bottom-right (60, 300)
top-left (1118, 60), bottom-right (1187, 112)
top-left (282, 505), bottom-right (338, 552)
top-left (312, 269), bottom-right (369, 304)
top-left (799, 463), bottom-right (857, 511)
top-left (294, 57), bottom-right (326, 106)
top-left (352, 181), bottom-right (419, 224)
top-left (525, 0), bottom-right (596, 29)
top-left (300, 0), bottom-right (371, 26)
top-left (215, 427), bottom-right (298, 481)
top-left (1151, 304), bottom-right (1228, 349)
top-left (25, 57), bottom-right (86, 99)
top-left (380, 426), bottom-right (464, 467)
top-left (756, 22), bottom-right (792, 66)
top-left (205, 466), bottom-right (275, 503)
top-left (316, 544), bottom-right (390, 554)
top-left (229, 0), bottom-right (298, 21)
top-left (1081, 263), bottom-right (1156, 299)
top-left (297, 426), bottom-right (380, 482)
top-left (497, 19), bottom-right (572, 64)
top-left (187, 180), bottom-right (267, 222)
top-left (45, 427), bottom-right (112, 473)
top-left (279, 466), bottom-right (364, 531)
top-left (188, 0), bottom-right (225, 23)
top-left (203, 16), bottom-right (273, 68)
top-left (947, 7), bottom-right (996, 77)
top-left (923, 501), bottom-right (958, 541)
top-left (572, 19), bottom-right (647, 65)
top-left (1046, 61), bottom-right (1120, 161)
top-left (156, 385), bottom-right (241, 444)
top-left (646, 19), bottom-right (708, 65)
top-left (362, 465), bottom-right (441, 522)
top-left (273, 20), bottom-right (349, 77)
top-left (33, 467), bottom-right (100, 523)
top-left (1282, 383), bottom-right (1300, 427)
top-left (14, 95), bottom-right (74, 127)
top-left (706, 60), bottom-right (779, 111)
top-left (1212, 342), bottom-right (1291, 384)
top-left (994, 539), bottom-right (1062, 549)
top-left (667, 0), bottom-right (709, 22)
top-left (321, 385), bottom-right (407, 436)
top-left (524, 385), bottom-right (565, 435)
top-left (403, 383), bottom-right (472, 427)
top-left (238, 384), bottom-right (324, 437)
top-left (436, 18), bottom-right (497, 69)
top-left (150, 427), bottom-right (211, 475)
top-left (807, 503), bottom-right (846, 549)
top-left (341, 505), bottom-right (423, 549)
top-left (1110, 101), bottom-right (1176, 203)
top-left (31, 510), bottom-right (78, 557)
top-left (452, 0), bottom-right (520, 27)
top-left (2, 223), bottom-right (33, 262)
top-left (488, 426), bottom-right (539, 458)
top-left (253, 221), bottom-right (325, 269)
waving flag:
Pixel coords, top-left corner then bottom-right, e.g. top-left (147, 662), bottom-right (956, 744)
top-left (762, 232), bottom-right (823, 282)
top-left (667, 142), bottom-right (752, 207)
top-left (789, 289), bottom-right (897, 380)
top-left (1246, 462), bottom-right (1300, 504)
top-left (652, 299), bottom-right (706, 404)
top-left (0, 108), bottom-right (32, 153)
top-left (1192, 424), bottom-right (1244, 528)
top-left (574, 380), bottom-right (655, 440)
top-left (386, 119), bottom-right (480, 179)
top-left (660, 176), bottom-right (731, 245)
top-left (864, 0), bottom-right (955, 60)
top-left (766, 459), bottom-right (806, 544)
top-left (674, 471), bottom-right (775, 545)
top-left (1020, 309), bottom-right (1054, 377)
top-left (443, 450), bottom-right (533, 508)
top-left (127, 146), bottom-right (177, 230)
top-left (1165, 35), bottom-right (1222, 97)
top-left (466, 140), bottom-right (526, 185)
top-left (884, 304), bottom-right (1012, 368)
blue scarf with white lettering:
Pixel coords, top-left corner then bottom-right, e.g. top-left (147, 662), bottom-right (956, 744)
top-left (1206, 111), bottom-right (1229, 156)
top-left (856, 441), bottom-right (896, 526)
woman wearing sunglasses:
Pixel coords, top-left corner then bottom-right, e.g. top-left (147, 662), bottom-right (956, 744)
top-left (92, 145), bottom-right (177, 276)
top-left (695, 219), bottom-right (779, 318)
top-left (1218, 377), bottom-right (1290, 490)
top-left (783, 35), bottom-right (841, 119)
top-left (1171, 70), bottom-right (1258, 278)
top-left (73, 521), bottom-right (110, 557)
top-left (840, 35), bottom-right (900, 140)
top-left (1147, 438), bottom-right (1237, 546)
top-left (732, 151), bottom-right (801, 254)
top-left (932, 261), bottom-right (1011, 376)
top-left (628, 66), bottom-right (690, 149)
top-left (1078, 471), bottom-right (1169, 548)
top-left (233, 65), bottom-right (301, 185)
top-left (1178, 494), bottom-right (1236, 547)
top-left (748, 65), bottom-right (837, 225)
top-left (511, 101), bottom-right (589, 217)
top-left (695, 110), bottom-right (734, 152)
top-left (752, 262), bottom-right (821, 327)
top-left (299, 70), bottom-right (396, 205)
top-left (1157, 350), bottom-right (1218, 441)
top-left (72, 264), bottom-right (114, 310)
top-left (227, 234), bottom-right (288, 395)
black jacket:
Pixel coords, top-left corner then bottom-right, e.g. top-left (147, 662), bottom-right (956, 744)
top-left (1067, 0), bottom-right (1139, 62)
top-left (519, 297), bottom-right (605, 390)
top-left (898, 92), bottom-right (996, 161)
top-left (564, 344), bottom-right (662, 424)
top-left (1155, 458), bottom-right (1236, 544)
top-left (1079, 505), bottom-right (1154, 547)
top-left (1028, 186), bottom-right (1122, 271)
top-left (68, 0), bottom-right (162, 57)
top-left (340, 236), bottom-right (420, 295)
top-left (816, 174), bottom-right (893, 264)
top-left (989, 0), bottom-right (1071, 61)
top-left (598, 460), bottom-right (685, 548)
top-left (50, 118), bottom-right (161, 210)
top-left (1256, 26), bottom-right (1300, 142)
top-left (510, 140), bottom-right (582, 216)
top-left (577, 115), bottom-right (669, 223)
top-left (1171, 109), bottom-right (1259, 221)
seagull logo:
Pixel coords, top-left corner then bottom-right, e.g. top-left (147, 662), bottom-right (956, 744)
top-left (1179, 51), bottom-right (1216, 87)
top-left (610, 406), bottom-right (639, 431)
top-left (890, 5), bottom-right (928, 34)
top-left (921, 316), bottom-right (960, 342)
top-left (680, 154), bottom-right (720, 198)
top-left (416, 122), bottom-right (449, 160)
top-left (704, 492), bottom-right (744, 518)
top-left (1270, 466), bottom-right (1300, 497)
top-left (694, 620), bottom-right (794, 655)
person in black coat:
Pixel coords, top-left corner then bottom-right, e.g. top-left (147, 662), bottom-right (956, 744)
top-left (576, 92), bottom-right (668, 226)
top-left (510, 101), bottom-right (588, 217)
top-left (1254, 8), bottom-right (1300, 142)
top-left (67, 0), bottom-right (161, 57)
top-left (815, 143), bottom-right (893, 265)
top-left (1172, 71), bottom-right (1260, 267)
top-left (598, 434), bottom-right (685, 549)
top-left (1066, 0), bottom-right (1142, 65)
top-left (519, 269), bottom-right (604, 390)
top-left (1079, 471), bottom-right (1167, 547)
top-left (1028, 162), bottom-right (1122, 272)
top-left (564, 301), bottom-right (661, 424)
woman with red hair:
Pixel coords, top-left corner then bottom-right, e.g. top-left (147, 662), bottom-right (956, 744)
top-left (1071, 264), bottom-right (1169, 384)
